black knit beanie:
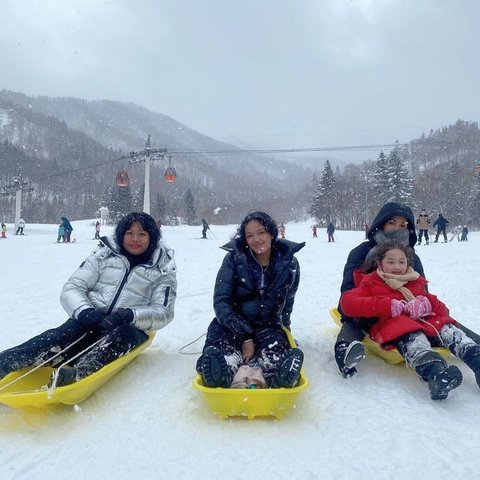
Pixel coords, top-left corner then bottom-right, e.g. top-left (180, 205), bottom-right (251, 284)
top-left (115, 212), bottom-right (161, 260)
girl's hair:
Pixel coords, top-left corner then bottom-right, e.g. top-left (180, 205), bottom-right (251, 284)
top-left (235, 211), bottom-right (278, 245)
top-left (362, 239), bottom-right (414, 273)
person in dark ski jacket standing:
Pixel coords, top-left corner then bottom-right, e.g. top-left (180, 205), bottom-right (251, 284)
top-left (433, 213), bottom-right (449, 243)
top-left (61, 216), bottom-right (74, 243)
top-left (196, 211), bottom-right (305, 389)
top-left (327, 222), bottom-right (335, 242)
top-left (333, 202), bottom-right (480, 378)
top-left (0, 212), bottom-right (177, 386)
top-left (201, 218), bottom-right (210, 239)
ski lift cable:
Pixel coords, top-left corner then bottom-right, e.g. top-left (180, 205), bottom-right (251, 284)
top-left (9, 142), bottom-right (409, 186)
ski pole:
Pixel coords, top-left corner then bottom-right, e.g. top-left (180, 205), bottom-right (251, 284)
top-left (0, 332), bottom-right (89, 393)
top-left (207, 228), bottom-right (217, 239)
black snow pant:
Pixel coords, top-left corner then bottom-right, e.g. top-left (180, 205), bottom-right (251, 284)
top-left (417, 230), bottom-right (429, 244)
top-left (196, 318), bottom-right (291, 386)
top-left (435, 228), bottom-right (447, 242)
top-left (0, 318), bottom-right (148, 380)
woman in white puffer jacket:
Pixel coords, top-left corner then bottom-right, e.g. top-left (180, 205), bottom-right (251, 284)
top-left (0, 212), bottom-right (177, 386)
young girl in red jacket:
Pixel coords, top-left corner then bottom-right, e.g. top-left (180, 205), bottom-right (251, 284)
top-left (341, 240), bottom-right (480, 400)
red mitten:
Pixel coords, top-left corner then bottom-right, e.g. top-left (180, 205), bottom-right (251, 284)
top-left (391, 299), bottom-right (407, 317)
top-left (404, 295), bottom-right (432, 319)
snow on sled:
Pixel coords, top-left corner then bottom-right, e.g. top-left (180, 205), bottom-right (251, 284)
top-left (330, 307), bottom-right (449, 364)
top-left (193, 327), bottom-right (309, 420)
top-left (0, 331), bottom-right (156, 409)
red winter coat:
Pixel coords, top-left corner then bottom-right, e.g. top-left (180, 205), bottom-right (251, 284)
top-left (340, 270), bottom-right (456, 345)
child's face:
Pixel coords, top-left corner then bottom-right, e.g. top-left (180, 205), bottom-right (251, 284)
top-left (378, 248), bottom-right (408, 275)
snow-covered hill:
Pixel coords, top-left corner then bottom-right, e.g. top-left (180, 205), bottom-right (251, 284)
top-left (0, 220), bottom-right (478, 479)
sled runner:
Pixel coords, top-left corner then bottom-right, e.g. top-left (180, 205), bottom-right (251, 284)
top-left (0, 332), bottom-right (156, 409)
top-left (193, 327), bottom-right (309, 420)
top-left (330, 307), bottom-right (449, 364)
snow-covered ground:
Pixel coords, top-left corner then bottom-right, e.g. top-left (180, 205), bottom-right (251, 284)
top-left (0, 219), bottom-right (479, 479)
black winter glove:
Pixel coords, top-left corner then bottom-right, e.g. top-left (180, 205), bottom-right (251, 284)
top-left (98, 308), bottom-right (134, 332)
top-left (228, 314), bottom-right (254, 338)
top-left (77, 308), bottom-right (106, 330)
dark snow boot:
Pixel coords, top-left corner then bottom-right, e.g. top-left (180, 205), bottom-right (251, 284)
top-left (335, 341), bottom-right (365, 378)
top-left (50, 366), bottom-right (77, 388)
top-left (420, 363), bottom-right (463, 400)
top-left (201, 346), bottom-right (231, 388)
top-left (462, 344), bottom-right (480, 388)
top-left (413, 351), bottom-right (462, 400)
top-left (271, 348), bottom-right (304, 388)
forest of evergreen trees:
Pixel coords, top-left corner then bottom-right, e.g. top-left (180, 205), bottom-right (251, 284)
top-left (309, 120), bottom-right (480, 229)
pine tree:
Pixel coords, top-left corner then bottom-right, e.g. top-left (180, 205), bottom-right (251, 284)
top-left (373, 151), bottom-right (390, 208)
top-left (110, 186), bottom-right (133, 221)
top-left (152, 193), bottom-right (167, 222)
top-left (386, 146), bottom-right (414, 205)
top-left (309, 160), bottom-right (336, 223)
top-left (184, 188), bottom-right (197, 225)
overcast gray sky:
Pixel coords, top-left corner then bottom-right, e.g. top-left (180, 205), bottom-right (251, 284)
top-left (1, 0), bottom-right (479, 161)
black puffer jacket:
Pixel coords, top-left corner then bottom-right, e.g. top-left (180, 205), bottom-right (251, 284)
top-left (340, 202), bottom-right (423, 294)
top-left (214, 238), bottom-right (305, 338)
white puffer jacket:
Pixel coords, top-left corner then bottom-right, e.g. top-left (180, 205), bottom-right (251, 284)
top-left (60, 236), bottom-right (177, 331)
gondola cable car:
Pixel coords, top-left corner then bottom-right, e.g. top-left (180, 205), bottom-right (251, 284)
top-left (115, 168), bottom-right (130, 187)
top-left (164, 156), bottom-right (177, 183)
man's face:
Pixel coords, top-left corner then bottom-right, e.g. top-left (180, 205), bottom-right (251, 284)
top-left (382, 216), bottom-right (408, 233)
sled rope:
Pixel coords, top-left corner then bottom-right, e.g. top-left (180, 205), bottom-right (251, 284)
top-left (0, 332), bottom-right (89, 393)
top-left (48, 336), bottom-right (104, 395)
top-left (178, 332), bottom-right (206, 355)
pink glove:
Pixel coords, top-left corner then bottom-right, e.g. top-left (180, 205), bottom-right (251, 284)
top-left (391, 299), bottom-right (407, 317)
top-left (404, 295), bottom-right (432, 319)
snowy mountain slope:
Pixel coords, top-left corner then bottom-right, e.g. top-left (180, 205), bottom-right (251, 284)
top-left (0, 220), bottom-right (479, 480)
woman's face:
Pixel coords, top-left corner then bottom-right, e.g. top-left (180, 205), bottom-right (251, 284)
top-left (122, 221), bottom-right (150, 255)
top-left (382, 216), bottom-right (408, 233)
top-left (245, 220), bottom-right (273, 260)
top-left (378, 248), bottom-right (408, 275)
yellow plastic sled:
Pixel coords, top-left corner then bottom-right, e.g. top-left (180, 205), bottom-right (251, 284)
top-left (330, 307), bottom-right (449, 364)
top-left (193, 328), bottom-right (309, 420)
top-left (0, 331), bottom-right (156, 409)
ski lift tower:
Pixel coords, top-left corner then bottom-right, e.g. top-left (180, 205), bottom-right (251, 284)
top-left (0, 174), bottom-right (33, 229)
top-left (126, 135), bottom-right (167, 214)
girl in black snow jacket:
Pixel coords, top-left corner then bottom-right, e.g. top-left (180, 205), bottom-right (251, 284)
top-left (196, 211), bottom-right (305, 389)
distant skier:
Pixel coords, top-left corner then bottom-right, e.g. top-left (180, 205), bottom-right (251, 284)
top-left (201, 218), bottom-right (210, 239)
top-left (94, 221), bottom-right (101, 240)
top-left (279, 223), bottom-right (286, 239)
top-left (433, 213), bottom-right (449, 243)
top-left (327, 222), bottom-right (335, 242)
top-left (57, 223), bottom-right (66, 243)
top-left (312, 225), bottom-right (317, 238)
top-left (461, 225), bottom-right (469, 241)
top-left (61, 216), bottom-right (73, 243)
top-left (1, 223), bottom-right (6, 239)
top-left (416, 209), bottom-right (430, 245)
top-left (15, 217), bottom-right (26, 235)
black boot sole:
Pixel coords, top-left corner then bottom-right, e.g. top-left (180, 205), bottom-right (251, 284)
top-left (429, 365), bottom-right (463, 400)
top-left (202, 347), bottom-right (230, 388)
